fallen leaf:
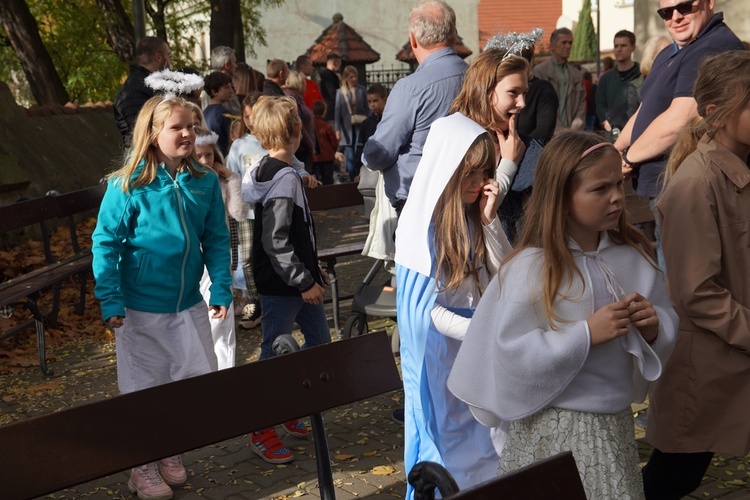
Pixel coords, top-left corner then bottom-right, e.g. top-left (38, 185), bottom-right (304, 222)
top-left (371, 465), bottom-right (396, 475)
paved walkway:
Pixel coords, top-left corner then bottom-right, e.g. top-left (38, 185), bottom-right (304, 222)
top-left (1, 205), bottom-right (749, 499)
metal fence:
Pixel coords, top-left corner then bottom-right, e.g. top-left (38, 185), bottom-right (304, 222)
top-left (365, 64), bottom-right (413, 91)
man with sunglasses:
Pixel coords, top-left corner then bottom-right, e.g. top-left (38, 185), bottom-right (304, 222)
top-left (614, 0), bottom-right (742, 203)
top-left (618, 5), bottom-right (744, 498)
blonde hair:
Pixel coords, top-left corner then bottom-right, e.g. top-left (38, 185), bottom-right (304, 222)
top-left (185, 101), bottom-right (206, 128)
top-left (111, 96), bottom-right (206, 192)
top-left (505, 131), bottom-right (654, 328)
top-left (451, 53), bottom-right (528, 134)
top-left (340, 66), bottom-right (358, 90)
top-left (283, 69), bottom-right (307, 94)
top-left (640, 36), bottom-right (672, 77)
top-left (250, 95), bottom-right (301, 151)
top-left (193, 126), bottom-right (225, 165)
top-left (663, 50), bottom-right (750, 189)
top-left (433, 133), bottom-right (496, 293)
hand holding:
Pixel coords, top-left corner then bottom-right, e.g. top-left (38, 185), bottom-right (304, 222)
top-left (303, 175), bottom-right (322, 188)
top-left (106, 316), bottom-right (124, 329)
top-left (624, 292), bottom-right (659, 343)
top-left (587, 300), bottom-right (631, 346)
top-left (210, 305), bottom-right (228, 321)
top-left (497, 115), bottom-right (526, 165)
top-left (301, 283), bottom-right (326, 304)
top-left (479, 179), bottom-right (500, 225)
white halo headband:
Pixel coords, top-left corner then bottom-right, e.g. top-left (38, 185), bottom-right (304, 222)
top-left (195, 131), bottom-right (219, 147)
top-left (145, 69), bottom-right (204, 98)
top-left (485, 28), bottom-right (544, 60)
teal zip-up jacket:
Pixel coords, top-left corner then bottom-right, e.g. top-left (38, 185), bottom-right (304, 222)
top-left (92, 161), bottom-right (232, 322)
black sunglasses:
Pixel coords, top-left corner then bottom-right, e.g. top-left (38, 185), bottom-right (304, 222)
top-left (657, 0), bottom-right (698, 21)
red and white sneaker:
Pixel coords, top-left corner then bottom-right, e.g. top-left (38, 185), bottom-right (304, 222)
top-left (158, 455), bottom-right (187, 486)
top-left (282, 419), bottom-right (309, 437)
top-left (128, 462), bottom-right (173, 500)
top-left (250, 427), bottom-right (294, 464)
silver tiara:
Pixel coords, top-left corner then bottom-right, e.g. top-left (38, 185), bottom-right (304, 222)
top-left (195, 130), bottom-right (219, 147)
top-left (485, 28), bottom-right (544, 60)
top-left (145, 69), bottom-right (204, 98)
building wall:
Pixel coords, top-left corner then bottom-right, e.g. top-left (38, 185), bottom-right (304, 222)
top-left (477, 0), bottom-right (561, 52)
top-left (245, 0), bottom-right (480, 72)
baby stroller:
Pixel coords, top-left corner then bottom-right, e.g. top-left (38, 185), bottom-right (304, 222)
top-left (341, 258), bottom-right (397, 338)
top-left (343, 167), bottom-right (399, 342)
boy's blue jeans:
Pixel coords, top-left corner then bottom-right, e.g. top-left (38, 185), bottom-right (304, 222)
top-left (258, 294), bottom-right (331, 360)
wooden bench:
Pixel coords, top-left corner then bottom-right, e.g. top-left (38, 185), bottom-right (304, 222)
top-left (305, 182), bottom-right (366, 333)
top-left (0, 330), bottom-right (402, 499)
top-left (410, 452), bottom-right (587, 500)
top-left (0, 184), bottom-right (106, 375)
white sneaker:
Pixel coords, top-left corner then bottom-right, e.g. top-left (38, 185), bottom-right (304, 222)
top-left (239, 301), bottom-right (261, 329)
top-left (158, 455), bottom-right (187, 486)
top-left (128, 462), bottom-right (173, 500)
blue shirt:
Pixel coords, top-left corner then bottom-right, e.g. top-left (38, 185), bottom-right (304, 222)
top-left (362, 48), bottom-right (467, 203)
top-left (631, 13), bottom-right (743, 197)
top-left (203, 104), bottom-right (232, 157)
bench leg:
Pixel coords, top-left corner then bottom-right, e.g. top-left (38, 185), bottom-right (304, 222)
top-left (35, 318), bottom-right (53, 377)
top-left (311, 412), bottom-right (335, 500)
top-left (76, 270), bottom-right (88, 315)
top-left (323, 259), bottom-right (340, 334)
top-left (13, 300), bottom-right (54, 377)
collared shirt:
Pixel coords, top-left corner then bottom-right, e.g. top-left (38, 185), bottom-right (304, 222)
top-left (552, 58), bottom-right (570, 126)
top-left (631, 12), bottom-right (743, 197)
top-left (362, 47), bottom-right (467, 204)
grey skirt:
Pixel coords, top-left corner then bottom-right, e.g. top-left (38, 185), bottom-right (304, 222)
top-left (499, 407), bottom-right (644, 500)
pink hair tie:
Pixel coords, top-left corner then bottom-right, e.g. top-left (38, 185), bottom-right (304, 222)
top-left (580, 142), bottom-right (615, 159)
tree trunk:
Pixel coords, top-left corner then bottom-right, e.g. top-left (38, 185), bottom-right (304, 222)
top-left (0, 0), bottom-right (70, 105)
top-left (144, 0), bottom-right (168, 42)
top-left (95, 0), bottom-right (136, 63)
top-left (210, 0), bottom-right (240, 51)
top-left (233, 1), bottom-right (245, 63)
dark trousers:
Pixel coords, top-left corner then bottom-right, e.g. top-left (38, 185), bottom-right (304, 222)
top-left (642, 448), bottom-right (714, 499)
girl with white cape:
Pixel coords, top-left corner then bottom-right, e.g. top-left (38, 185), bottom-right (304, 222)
top-left (395, 112), bottom-right (513, 495)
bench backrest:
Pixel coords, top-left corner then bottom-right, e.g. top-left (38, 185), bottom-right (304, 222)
top-left (305, 182), bottom-right (364, 212)
top-left (0, 330), bottom-right (401, 499)
top-left (448, 451), bottom-right (586, 499)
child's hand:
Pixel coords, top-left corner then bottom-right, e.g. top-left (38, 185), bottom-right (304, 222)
top-left (587, 300), bottom-right (631, 346)
top-left (301, 283), bottom-right (326, 304)
top-left (479, 179), bottom-right (500, 225)
top-left (303, 175), bottom-right (322, 188)
top-left (106, 316), bottom-right (124, 329)
top-left (210, 305), bottom-right (228, 321)
top-left (319, 267), bottom-right (331, 286)
top-left (624, 292), bottom-right (659, 344)
top-left (213, 163), bottom-right (232, 180)
top-left (497, 115), bottom-right (526, 165)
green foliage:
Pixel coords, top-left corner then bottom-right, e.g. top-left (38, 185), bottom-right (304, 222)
top-left (571, 0), bottom-right (598, 61)
top-left (0, 0), bottom-right (283, 105)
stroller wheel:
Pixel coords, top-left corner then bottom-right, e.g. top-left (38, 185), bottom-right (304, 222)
top-left (342, 314), bottom-right (368, 339)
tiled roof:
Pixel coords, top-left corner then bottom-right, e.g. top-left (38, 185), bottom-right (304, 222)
top-left (395, 35), bottom-right (473, 62)
top-left (307, 13), bottom-right (380, 64)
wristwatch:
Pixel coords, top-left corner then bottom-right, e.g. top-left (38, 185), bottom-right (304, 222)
top-left (622, 147), bottom-right (638, 168)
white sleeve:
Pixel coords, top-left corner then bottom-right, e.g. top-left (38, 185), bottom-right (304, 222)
top-left (495, 158), bottom-right (518, 204)
top-left (483, 217), bottom-right (512, 275)
top-left (430, 303), bottom-right (471, 341)
top-left (291, 156), bottom-right (310, 177)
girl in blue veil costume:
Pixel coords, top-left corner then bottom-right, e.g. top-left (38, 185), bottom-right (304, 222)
top-left (395, 112), bottom-right (513, 496)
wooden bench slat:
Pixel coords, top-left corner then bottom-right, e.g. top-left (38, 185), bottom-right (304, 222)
top-left (0, 254), bottom-right (91, 305)
top-left (449, 451), bottom-right (586, 499)
top-left (306, 182), bottom-right (364, 212)
top-left (317, 242), bottom-right (365, 260)
top-left (0, 331), bottom-right (402, 499)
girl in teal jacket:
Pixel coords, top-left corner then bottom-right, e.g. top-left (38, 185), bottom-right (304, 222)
top-left (92, 95), bottom-right (232, 499)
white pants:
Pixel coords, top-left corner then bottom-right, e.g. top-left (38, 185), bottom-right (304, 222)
top-left (200, 267), bottom-right (236, 369)
top-left (116, 302), bottom-right (218, 394)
